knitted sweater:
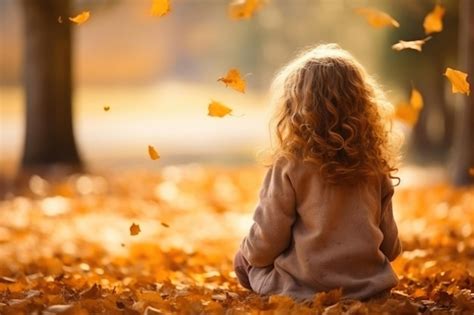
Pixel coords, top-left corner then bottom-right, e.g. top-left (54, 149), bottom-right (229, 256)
top-left (240, 158), bottom-right (401, 300)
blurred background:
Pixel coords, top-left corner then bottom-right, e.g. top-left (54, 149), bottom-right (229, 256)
top-left (0, 0), bottom-right (472, 191)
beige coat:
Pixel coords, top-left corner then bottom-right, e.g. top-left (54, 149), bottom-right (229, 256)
top-left (240, 158), bottom-right (401, 300)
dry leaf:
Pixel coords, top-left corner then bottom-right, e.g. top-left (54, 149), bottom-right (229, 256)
top-left (58, 16), bottom-right (63, 24)
top-left (392, 37), bottom-right (432, 52)
top-left (229, 0), bottom-right (264, 20)
top-left (444, 68), bottom-right (470, 95)
top-left (161, 222), bottom-right (170, 228)
top-left (395, 88), bottom-right (424, 125)
top-left (103, 106), bottom-right (110, 112)
top-left (313, 288), bottom-right (343, 307)
top-left (355, 7), bottom-right (399, 28)
top-left (130, 223), bottom-right (141, 236)
top-left (151, 0), bottom-right (171, 17)
top-left (148, 145), bottom-right (160, 160)
top-left (218, 68), bottom-right (246, 93)
top-left (423, 4), bottom-right (445, 35)
top-left (208, 101), bottom-right (233, 118)
top-left (69, 11), bottom-right (90, 25)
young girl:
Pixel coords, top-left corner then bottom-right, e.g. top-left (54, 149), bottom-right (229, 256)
top-left (234, 44), bottom-right (401, 300)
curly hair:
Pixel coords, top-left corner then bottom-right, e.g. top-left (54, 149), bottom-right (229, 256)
top-left (269, 44), bottom-right (400, 184)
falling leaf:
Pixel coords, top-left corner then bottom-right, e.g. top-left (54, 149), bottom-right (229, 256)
top-left (69, 11), bottom-right (90, 25)
top-left (58, 16), bottom-right (63, 24)
top-left (229, 0), bottom-right (264, 20)
top-left (130, 223), bottom-right (141, 236)
top-left (392, 37), bottom-right (432, 52)
top-left (218, 68), bottom-right (246, 93)
top-left (444, 68), bottom-right (470, 95)
top-left (395, 88), bottom-right (424, 125)
top-left (150, 0), bottom-right (171, 17)
top-left (208, 101), bottom-right (233, 118)
top-left (423, 4), bottom-right (445, 35)
top-left (354, 7), bottom-right (399, 28)
top-left (161, 222), bottom-right (170, 228)
top-left (103, 106), bottom-right (110, 112)
top-left (148, 145), bottom-right (160, 160)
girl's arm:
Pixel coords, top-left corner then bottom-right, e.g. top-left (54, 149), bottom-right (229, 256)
top-left (240, 160), bottom-right (296, 268)
top-left (379, 182), bottom-right (402, 261)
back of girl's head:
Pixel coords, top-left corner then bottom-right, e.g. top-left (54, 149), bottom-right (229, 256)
top-left (270, 43), bottom-right (399, 184)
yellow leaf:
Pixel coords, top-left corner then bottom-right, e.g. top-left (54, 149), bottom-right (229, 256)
top-left (208, 101), bottom-right (232, 118)
top-left (69, 11), bottom-right (90, 25)
top-left (410, 88), bottom-right (423, 110)
top-left (392, 37), bottom-right (431, 52)
top-left (229, 0), bottom-right (264, 20)
top-left (148, 145), bottom-right (160, 160)
top-left (103, 106), bottom-right (110, 112)
top-left (355, 7), bottom-right (399, 28)
top-left (151, 0), bottom-right (171, 17)
top-left (130, 223), bottom-right (141, 236)
top-left (395, 88), bottom-right (424, 125)
top-left (423, 4), bottom-right (445, 35)
top-left (444, 68), bottom-right (470, 95)
top-left (218, 68), bottom-right (246, 93)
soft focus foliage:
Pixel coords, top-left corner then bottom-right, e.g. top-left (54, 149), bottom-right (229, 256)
top-left (148, 146), bottom-right (161, 161)
top-left (423, 4), bottom-right (445, 35)
top-left (150, 0), bottom-right (171, 17)
top-left (0, 167), bottom-right (473, 313)
top-left (395, 88), bottom-right (424, 126)
top-left (392, 37), bottom-right (432, 52)
top-left (69, 11), bottom-right (90, 25)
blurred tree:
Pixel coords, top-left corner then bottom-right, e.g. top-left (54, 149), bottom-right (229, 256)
top-left (21, 0), bottom-right (82, 172)
top-left (450, 0), bottom-right (474, 185)
top-left (382, 0), bottom-right (459, 162)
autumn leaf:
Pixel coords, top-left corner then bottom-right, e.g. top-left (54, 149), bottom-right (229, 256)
top-left (161, 222), bottom-right (170, 228)
top-left (395, 88), bottom-right (424, 125)
top-left (218, 68), bottom-right (246, 93)
top-left (103, 106), bottom-right (110, 112)
top-left (444, 68), bottom-right (470, 95)
top-left (150, 0), bottom-right (171, 17)
top-left (392, 37), bottom-right (431, 52)
top-left (148, 145), bottom-right (160, 160)
top-left (355, 7), bottom-right (399, 28)
top-left (423, 4), bottom-right (445, 35)
top-left (69, 11), bottom-right (90, 25)
top-left (58, 16), bottom-right (63, 24)
top-left (229, 0), bottom-right (264, 20)
top-left (130, 223), bottom-right (141, 236)
top-left (208, 101), bottom-right (233, 118)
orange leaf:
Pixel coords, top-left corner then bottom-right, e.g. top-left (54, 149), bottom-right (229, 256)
top-left (355, 7), bottom-right (399, 28)
top-left (423, 4), bottom-right (445, 35)
top-left (103, 106), bottom-right (110, 112)
top-left (444, 68), bottom-right (470, 95)
top-left (148, 145), bottom-right (160, 160)
top-left (395, 88), bottom-right (424, 125)
top-left (392, 37), bottom-right (431, 52)
top-left (208, 101), bottom-right (232, 118)
top-left (130, 223), bottom-right (141, 236)
top-left (229, 0), bottom-right (264, 20)
top-left (69, 11), bottom-right (90, 25)
top-left (218, 68), bottom-right (246, 93)
top-left (151, 0), bottom-right (171, 17)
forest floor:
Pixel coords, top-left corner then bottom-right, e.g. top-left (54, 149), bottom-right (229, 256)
top-left (0, 165), bottom-right (473, 314)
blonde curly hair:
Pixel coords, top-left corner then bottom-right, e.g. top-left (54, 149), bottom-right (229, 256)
top-left (269, 44), bottom-right (399, 184)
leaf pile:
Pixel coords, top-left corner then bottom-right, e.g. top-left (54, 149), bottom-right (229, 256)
top-left (0, 167), bottom-right (473, 314)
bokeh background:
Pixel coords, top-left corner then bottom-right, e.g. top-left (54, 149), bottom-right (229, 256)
top-left (0, 0), bottom-right (471, 187)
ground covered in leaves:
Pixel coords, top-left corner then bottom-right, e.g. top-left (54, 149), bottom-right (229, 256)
top-left (0, 165), bottom-right (473, 314)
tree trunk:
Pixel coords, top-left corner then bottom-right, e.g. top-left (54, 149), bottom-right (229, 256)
top-left (21, 0), bottom-right (82, 172)
top-left (450, 0), bottom-right (474, 185)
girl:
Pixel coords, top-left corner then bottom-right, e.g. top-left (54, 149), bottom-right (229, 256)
top-left (234, 44), bottom-right (402, 300)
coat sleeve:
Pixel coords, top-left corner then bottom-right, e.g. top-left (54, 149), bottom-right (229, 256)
top-left (240, 160), bottom-right (296, 267)
top-left (379, 179), bottom-right (402, 261)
